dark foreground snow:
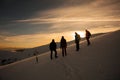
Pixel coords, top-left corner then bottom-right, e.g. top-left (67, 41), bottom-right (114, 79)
top-left (0, 30), bottom-right (120, 80)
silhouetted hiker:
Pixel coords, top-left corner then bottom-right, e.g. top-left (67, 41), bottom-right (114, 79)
top-left (75, 32), bottom-right (81, 51)
top-left (49, 39), bottom-right (58, 60)
top-left (85, 29), bottom-right (91, 46)
top-left (60, 36), bottom-right (67, 57)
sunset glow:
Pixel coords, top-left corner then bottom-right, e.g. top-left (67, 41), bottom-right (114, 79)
top-left (0, 0), bottom-right (120, 49)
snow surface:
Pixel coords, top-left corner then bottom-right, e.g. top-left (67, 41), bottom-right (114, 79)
top-left (0, 30), bottom-right (120, 80)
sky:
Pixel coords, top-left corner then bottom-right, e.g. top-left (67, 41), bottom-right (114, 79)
top-left (0, 0), bottom-right (120, 49)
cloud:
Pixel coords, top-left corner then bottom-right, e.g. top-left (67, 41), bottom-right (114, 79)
top-left (13, 0), bottom-right (120, 25)
top-left (0, 31), bottom-right (76, 48)
top-left (1, 0), bottom-right (120, 24)
top-left (0, 33), bottom-right (50, 48)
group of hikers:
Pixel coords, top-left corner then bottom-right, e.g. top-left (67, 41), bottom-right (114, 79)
top-left (49, 29), bottom-right (91, 60)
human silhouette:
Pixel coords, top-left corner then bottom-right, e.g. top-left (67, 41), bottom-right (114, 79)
top-left (60, 36), bottom-right (67, 57)
top-left (85, 29), bottom-right (91, 46)
top-left (49, 39), bottom-right (58, 60)
top-left (75, 32), bottom-right (81, 51)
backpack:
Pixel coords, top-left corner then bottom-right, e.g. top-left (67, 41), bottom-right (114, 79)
top-left (88, 31), bottom-right (91, 37)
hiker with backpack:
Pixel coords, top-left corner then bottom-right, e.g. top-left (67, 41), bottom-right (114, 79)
top-left (85, 29), bottom-right (91, 46)
top-left (60, 36), bottom-right (67, 57)
top-left (49, 39), bottom-right (58, 60)
top-left (75, 32), bottom-right (81, 51)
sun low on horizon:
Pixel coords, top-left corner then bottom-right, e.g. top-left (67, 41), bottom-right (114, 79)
top-left (0, 0), bottom-right (120, 50)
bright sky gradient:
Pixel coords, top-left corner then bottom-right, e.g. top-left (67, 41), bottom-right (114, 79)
top-left (0, 0), bottom-right (120, 49)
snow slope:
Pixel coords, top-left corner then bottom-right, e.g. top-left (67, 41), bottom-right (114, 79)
top-left (0, 33), bottom-right (104, 66)
top-left (0, 30), bottom-right (120, 80)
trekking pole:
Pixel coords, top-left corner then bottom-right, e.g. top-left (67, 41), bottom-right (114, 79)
top-left (34, 50), bottom-right (39, 63)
